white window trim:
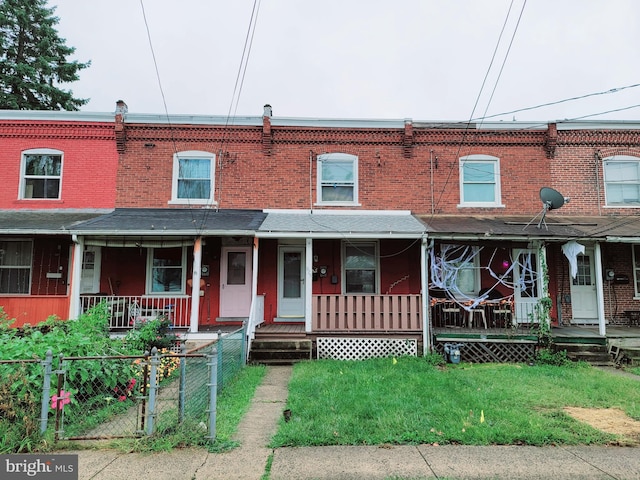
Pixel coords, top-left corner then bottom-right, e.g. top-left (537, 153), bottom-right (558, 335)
top-left (146, 247), bottom-right (187, 295)
top-left (169, 150), bottom-right (216, 205)
top-left (341, 240), bottom-right (379, 294)
top-left (19, 148), bottom-right (63, 200)
top-left (603, 155), bottom-right (640, 208)
top-left (440, 244), bottom-right (481, 298)
top-left (458, 154), bottom-right (504, 208)
top-left (316, 153), bottom-right (360, 206)
top-left (633, 245), bottom-right (640, 298)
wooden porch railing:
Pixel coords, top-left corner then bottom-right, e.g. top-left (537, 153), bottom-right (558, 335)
top-left (80, 295), bottom-right (191, 330)
top-left (430, 298), bottom-right (539, 332)
top-left (312, 294), bottom-right (422, 332)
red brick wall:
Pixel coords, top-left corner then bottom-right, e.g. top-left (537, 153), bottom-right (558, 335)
top-left (116, 123), bottom-right (552, 215)
top-left (550, 130), bottom-right (640, 216)
top-left (0, 121), bottom-right (118, 209)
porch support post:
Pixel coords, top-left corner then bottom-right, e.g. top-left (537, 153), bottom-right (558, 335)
top-left (68, 235), bottom-right (84, 320)
top-left (594, 242), bottom-right (607, 336)
top-left (251, 236), bottom-right (260, 316)
top-left (305, 237), bottom-right (313, 333)
top-left (189, 236), bottom-right (203, 334)
top-left (421, 235), bottom-right (431, 355)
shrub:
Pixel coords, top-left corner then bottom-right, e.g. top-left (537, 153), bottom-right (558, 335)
top-left (535, 347), bottom-right (573, 366)
top-left (124, 316), bottom-right (179, 353)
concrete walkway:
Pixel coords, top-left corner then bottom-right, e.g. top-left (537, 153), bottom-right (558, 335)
top-left (60, 364), bottom-right (640, 480)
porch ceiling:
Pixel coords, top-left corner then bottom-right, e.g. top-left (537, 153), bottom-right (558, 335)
top-left (70, 208), bottom-right (267, 236)
top-left (257, 211), bottom-right (427, 238)
top-left (418, 214), bottom-right (640, 242)
top-left (0, 209), bottom-right (109, 234)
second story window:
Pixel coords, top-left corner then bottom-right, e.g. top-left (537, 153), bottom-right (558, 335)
top-left (171, 151), bottom-right (215, 205)
top-left (603, 155), bottom-right (640, 206)
top-left (20, 149), bottom-right (62, 199)
top-left (317, 153), bottom-right (358, 205)
top-left (459, 155), bottom-right (502, 207)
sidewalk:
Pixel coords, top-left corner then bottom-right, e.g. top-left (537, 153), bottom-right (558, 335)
top-left (64, 365), bottom-right (640, 480)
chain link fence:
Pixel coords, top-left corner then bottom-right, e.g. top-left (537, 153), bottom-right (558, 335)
top-left (0, 325), bottom-right (247, 448)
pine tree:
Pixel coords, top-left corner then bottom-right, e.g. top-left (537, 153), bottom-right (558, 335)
top-left (0, 0), bottom-right (90, 110)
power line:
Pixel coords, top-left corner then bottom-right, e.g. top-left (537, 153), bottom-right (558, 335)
top-left (473, 83), bottom-right (640, 123)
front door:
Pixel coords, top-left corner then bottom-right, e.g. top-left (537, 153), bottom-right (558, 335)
top-left (219, 246), bottom-right (252, 318)
top-left (513, 248), bottom-right (541, 324)
top-left (570, 248), bottom-right (598, 324)
top-left (277, 246), bottom-right (305, 320)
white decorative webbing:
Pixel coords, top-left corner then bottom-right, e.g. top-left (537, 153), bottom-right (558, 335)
top-left (429, 244), bottom-right (538, 311)
top-left (317, 337), bottom-right (417, 361)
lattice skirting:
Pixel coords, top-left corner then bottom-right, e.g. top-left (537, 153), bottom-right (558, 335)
top-left (435, 340), bottom-right (536, 363)
top-left (317, 337), bottom-right (418, 360)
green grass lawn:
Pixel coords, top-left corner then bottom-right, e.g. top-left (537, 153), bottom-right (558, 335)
top-left (271, 357), bottom-right (640, 447)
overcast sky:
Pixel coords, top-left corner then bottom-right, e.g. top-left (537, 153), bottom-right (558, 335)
top-left (51, 0), bottom-right (639, 122)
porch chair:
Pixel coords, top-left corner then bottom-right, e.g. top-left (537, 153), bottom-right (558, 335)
top-left (441, 303), bottom-right (463, 328)
top-left (467, 307), bottom-right (487, 329)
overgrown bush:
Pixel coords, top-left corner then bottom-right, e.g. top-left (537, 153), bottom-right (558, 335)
top-left (534, 347), bottom-right (573, 366)
top-left (0, 365), bottom-right (42, 453)
top-left (124, 315), bottom-right (179, 353)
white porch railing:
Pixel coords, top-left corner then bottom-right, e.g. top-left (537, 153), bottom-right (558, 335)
top-left (80, 295), bottom-right (191, 329)
top-left (312, 294), bottom-right (422, 332)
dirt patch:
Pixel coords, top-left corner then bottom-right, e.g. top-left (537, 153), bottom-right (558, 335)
top-left (564, 407), bottom-right (640, 444)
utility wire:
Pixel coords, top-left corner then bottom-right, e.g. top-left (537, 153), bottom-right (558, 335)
top-left (472, 83), bottom-right (640, 123)
top-left (477, 0), bottom-right (527, 126)
top-left (432, 0), bottom-right (524, 218)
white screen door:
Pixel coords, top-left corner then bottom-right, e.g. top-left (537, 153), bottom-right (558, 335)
top-left (570, 248), bottom-right (598, 323)
top-left (219, 246), bottom-right (252, 318)
top-left (278, 246), bottom-right (305, 319)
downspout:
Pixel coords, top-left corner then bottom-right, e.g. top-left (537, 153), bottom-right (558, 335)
top-left (421, 235), bottom-right (431, 354)
top-left (189, 237), bottom-right (203, 334)
top-left (595, 150), bottom-right (602, 216)
top-left (68, 234), bottom-right (84, 320)
top-left (430, 150), bottom-right (435, 215)
top-left (594, 242), bottom-right (607, 336)
top-left (305, 237), bottom-right (313, 333)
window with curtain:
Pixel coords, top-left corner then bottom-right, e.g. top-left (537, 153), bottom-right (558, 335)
top-left (21, 149), bottom-right (62, 199)
top-left (171, 151), bottom-right (215, 204)
top-left (148, 247), bottom-right (185, 294)
top-left (604, 156), bottom-right (640, 206)
top-left (343, 241), bottom-right (377, 293)
top-left (0, 240), bottom-right (32, 294)
top-left (317, 153), bottom-right (358, 204)
top-left (459, 155), bottom-right (502, 207)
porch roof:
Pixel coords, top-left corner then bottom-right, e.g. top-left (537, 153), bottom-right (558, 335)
top-left (418, 214), bottom-right (640, 242)
top-left (257, 210), bottom-right (427, 238)
top-left (70, 208), bottom-right (267, 236)
top-left (0, 209), bottom-right (109, 234)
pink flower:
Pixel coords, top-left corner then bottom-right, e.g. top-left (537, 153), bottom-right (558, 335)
top-left (118, 395), bottom-right (127, 402)
top-left (51, 390), bottom-right (72, 410)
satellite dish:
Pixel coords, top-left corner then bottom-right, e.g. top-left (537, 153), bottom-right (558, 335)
top-left (523, 187), bottom-right (570, 230)
top-left (540, 187), bottom-right (569, 210)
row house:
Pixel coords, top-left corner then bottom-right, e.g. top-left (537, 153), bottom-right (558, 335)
top-left (0, 111), bottom-right (117, 325)
top-left (2, 104), bottom-right (640, 360)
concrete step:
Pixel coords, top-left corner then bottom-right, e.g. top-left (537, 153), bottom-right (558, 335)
top-left (553, 343), bottom-right (613, 365)
top-left (249, 339), bottom-right (313, 365)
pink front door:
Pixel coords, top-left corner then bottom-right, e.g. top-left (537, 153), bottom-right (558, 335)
top-left (219, 246), bottom-right (252, 318)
